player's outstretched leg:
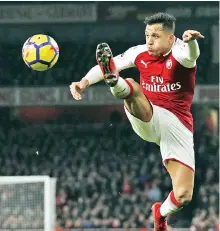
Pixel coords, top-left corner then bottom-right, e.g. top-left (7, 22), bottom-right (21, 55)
top-left (96, 42), bottom-right (152, 122)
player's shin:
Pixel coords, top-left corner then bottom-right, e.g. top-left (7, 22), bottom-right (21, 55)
top-left (110, 77), bottom-right (133, 99)
top-left (159, 191), bottom-right (183, 217)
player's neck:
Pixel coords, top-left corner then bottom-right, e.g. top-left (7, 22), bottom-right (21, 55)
top-left (163, 39), bottom-right (176, 57)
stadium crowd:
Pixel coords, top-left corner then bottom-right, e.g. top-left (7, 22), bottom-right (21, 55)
top-left (0, 106), bottom-right (218, 230)
top-left (0, 38), bottom-right (217, 87)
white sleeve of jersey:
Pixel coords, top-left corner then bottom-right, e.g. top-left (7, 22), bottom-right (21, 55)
top-left (172, 38), bottom-right (200, 68)
top-left (84, 45), bottom-right (145, 85)
top-left (83, 65), bottom-right (103, 85)
top-left (113, 46), bottom-right (141, 71)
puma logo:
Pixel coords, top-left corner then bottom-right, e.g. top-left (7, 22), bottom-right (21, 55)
top-left (141, 60), bottom-right (150, 68)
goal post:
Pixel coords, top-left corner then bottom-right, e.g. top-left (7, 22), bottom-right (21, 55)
top-left (0, 176), bottom-right (56, 231)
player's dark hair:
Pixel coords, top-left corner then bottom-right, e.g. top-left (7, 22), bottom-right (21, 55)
top-left (144, 12), bottom-right (176, 33)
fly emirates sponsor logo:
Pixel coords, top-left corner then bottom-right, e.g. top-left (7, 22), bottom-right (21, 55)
top-left (142, 76), bottom-right (181, 92)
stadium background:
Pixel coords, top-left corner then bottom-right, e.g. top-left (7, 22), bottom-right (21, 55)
top-left (0, 1), bottom-right (218, 231)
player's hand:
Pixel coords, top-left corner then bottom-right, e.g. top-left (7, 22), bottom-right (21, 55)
top-left (69, 78), bottom-right (89, 100)
top-left (182, 30), bottom-right (205, 42)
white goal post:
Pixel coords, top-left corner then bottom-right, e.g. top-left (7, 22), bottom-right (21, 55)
top-left (0, 176), bottom-right (56, 231)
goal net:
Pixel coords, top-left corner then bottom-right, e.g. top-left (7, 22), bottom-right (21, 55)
top-left (0, 176), bottom-right (56, 231)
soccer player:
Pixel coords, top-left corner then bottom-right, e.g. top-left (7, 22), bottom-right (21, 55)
top-left (70, 13), bottom-right (204, 231)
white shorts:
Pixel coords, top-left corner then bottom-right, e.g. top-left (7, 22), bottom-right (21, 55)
top-left (124, 104), bottom-right (195, 171)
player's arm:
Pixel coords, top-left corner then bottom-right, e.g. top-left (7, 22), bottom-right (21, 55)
top-left (173, 30), bottom-right (204, 68)
top-left (70, 47), bottom-right (136, 100)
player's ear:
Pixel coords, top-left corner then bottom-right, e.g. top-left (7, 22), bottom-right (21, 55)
top-left (168, 34), bottom-right (175, 44)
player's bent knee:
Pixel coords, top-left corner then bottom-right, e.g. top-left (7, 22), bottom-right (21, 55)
top-left (174, 187), bottom-right (193, 205)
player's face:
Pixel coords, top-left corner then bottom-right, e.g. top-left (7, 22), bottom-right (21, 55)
top-left (145, 24), bottom-right (174, 56)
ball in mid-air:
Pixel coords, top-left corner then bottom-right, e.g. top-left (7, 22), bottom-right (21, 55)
top-left (22, 34), bottom-right (59, 71)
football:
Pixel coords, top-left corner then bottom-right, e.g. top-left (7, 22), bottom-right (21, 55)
top-left (22, 34), bottom-right (59, 71)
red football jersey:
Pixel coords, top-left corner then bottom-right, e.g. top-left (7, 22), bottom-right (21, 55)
top-left (114, 38), bottom-right (198, 132)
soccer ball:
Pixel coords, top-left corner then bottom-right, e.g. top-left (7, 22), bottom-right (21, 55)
top-left (22, 34), bottom-right (59, 71)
